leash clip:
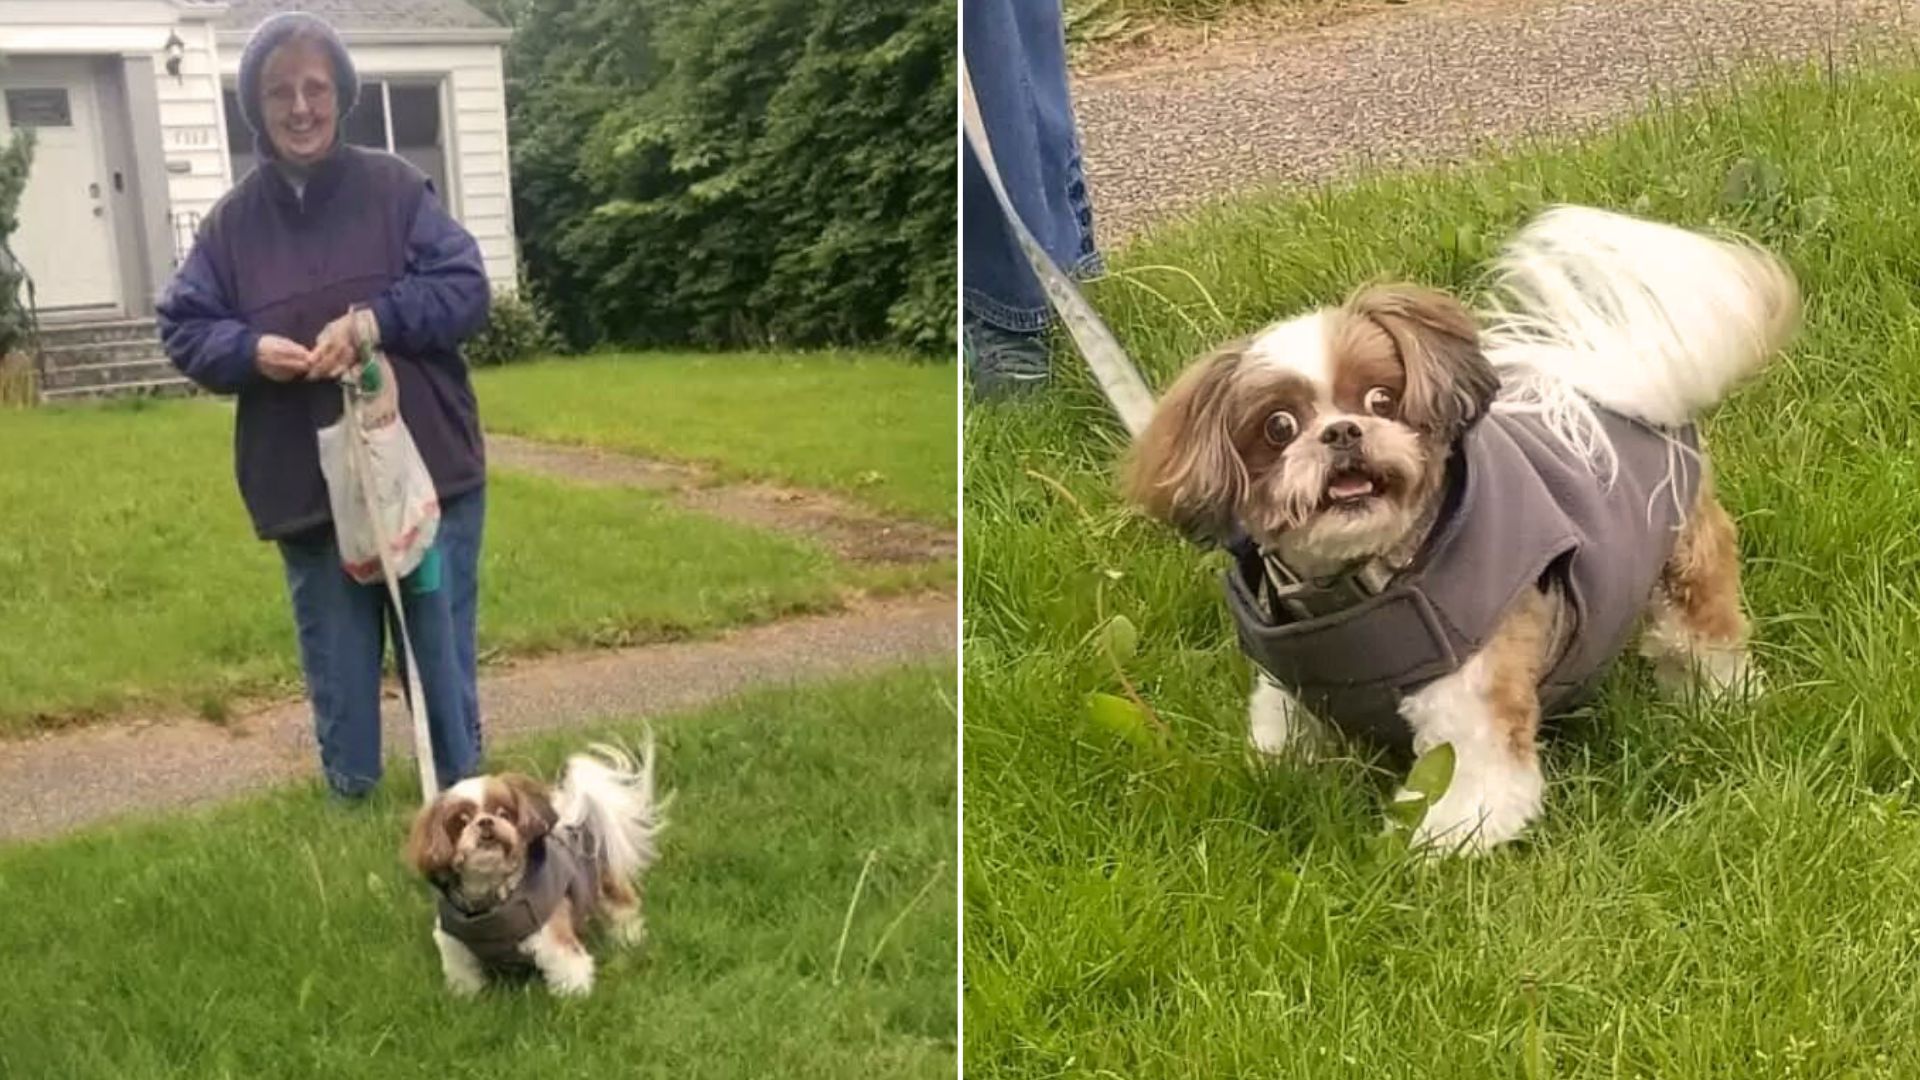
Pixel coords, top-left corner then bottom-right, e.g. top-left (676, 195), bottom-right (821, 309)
top-left (1261, 553), bottom-right (1383, 623)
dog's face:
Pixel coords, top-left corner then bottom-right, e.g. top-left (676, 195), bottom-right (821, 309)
top-left (1126, 285), bottom-right (1498, 570)
top-left (405, 774), bottom-right (558, 910)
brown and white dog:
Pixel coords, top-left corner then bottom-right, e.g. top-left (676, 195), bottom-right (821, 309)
top-left (404, 740), bottom-right (665, 995)
top-left (1124, 206), bottom-right (1799, 854)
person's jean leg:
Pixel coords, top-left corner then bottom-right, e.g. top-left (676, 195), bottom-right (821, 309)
top-left (440, 487), bottom-right (485, 756)
top-left (389, 561), bottom-right (480, 790)
top-left (280, 534), bottom-right (388, 798)
top-left (413, 486), bottom-right (485, 776)
top-left (962, 0), bottom-right (1103, 395)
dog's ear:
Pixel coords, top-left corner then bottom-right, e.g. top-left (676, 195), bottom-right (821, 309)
top-left (1348, 285), bottom-right (1496, 441)
top-left (403, 799), bottom-right (459, 884)
top-left (1123, 339), bottom-right (1250, 543)
top-left (499, 773), bottom-right (557, 843)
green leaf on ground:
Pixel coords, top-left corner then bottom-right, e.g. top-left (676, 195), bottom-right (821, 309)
top-left (1099, 615), bottom-right (1140, 664)
top-left (1086, 691), bottom-right (1155, 750)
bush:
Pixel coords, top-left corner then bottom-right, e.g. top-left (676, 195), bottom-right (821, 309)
top-left (0, 128), bottom-right (35, 363)
top-left (502, 0), bottom-right (954, 356)
top-left (0, 353), bottom-right (33, 406)
top-left (465, 287), bottom-right (563, 367)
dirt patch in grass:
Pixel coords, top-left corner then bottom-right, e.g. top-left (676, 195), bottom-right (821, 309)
top-left (488, 432), bottom-right (956, 566)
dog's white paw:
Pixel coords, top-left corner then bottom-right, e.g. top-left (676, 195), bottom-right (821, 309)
top-left (1696, 647), bottom-right (1764, 702)
top-left (610, 910), bottom-right (648, 949)
top-left (434, 926), bottom-right (488, 997)
top-left (444, 969), bottom-right (486, 997)
top-left (541, 951), bottom-right (595, 997)
top-left (1641, 613), bottom-right (1765, 705)
top-left (1649, 647), bottom-right (1765, 704)
top-left (1247, 677), bottom-right (1321, 761)
top-left (1399, 760), bottom-right (1543, 857)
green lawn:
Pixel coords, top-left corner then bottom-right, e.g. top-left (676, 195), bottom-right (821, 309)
top-left (477, 352), bottom-right (957, 523)
top-left (0, 666), bottom-right (956, 1079)
top-left (965, 63), bottom-right (1920, 1076)
top-left (0, 400), bottom-right (848, 731)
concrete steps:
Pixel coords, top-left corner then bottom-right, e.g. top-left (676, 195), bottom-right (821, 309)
top-left (35, 317), bottom-right (194, 402)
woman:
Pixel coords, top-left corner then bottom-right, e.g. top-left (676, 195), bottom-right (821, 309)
top-left (158, 13), bottom-right (489, 798)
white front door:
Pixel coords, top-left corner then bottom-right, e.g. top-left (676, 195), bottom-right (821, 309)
top-left (1, 61), bottom-right (121, 313)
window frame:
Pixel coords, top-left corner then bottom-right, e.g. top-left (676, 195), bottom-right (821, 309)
top-left (221, 75), bottom-right (459, 215)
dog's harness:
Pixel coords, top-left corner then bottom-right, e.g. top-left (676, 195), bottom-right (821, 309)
top-left (1227, 409), bottom-right (1701, 751)
top-left (435, 823), bottom-right (606, 975)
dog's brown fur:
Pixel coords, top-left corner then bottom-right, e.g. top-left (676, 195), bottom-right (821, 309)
top-left (1659, 477), bottom-right (1749, 646)
top-left (1482, 588), bottom-right (1554, 761)
top-left (1123, 338), bottom-right (1252, 538)
top-left (1639, 476), bottom-right (1754, 691)
top-left (545, 894), bottom-right (586, 949)
top-left (1345, 285), bottom-right (1497, 441)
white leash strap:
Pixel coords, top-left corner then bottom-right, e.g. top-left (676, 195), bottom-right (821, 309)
top-left (959, 55), bottom-right (1157, 438)
top-left (341, 338), bottom-right (440, 804)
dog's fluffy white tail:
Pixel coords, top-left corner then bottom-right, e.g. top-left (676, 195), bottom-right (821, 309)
top-left (555, 734), bottom-right (666, 881)
top-left (1481, 205), bottom-right (1798, 467)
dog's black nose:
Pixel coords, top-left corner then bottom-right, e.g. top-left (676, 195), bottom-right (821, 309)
top-left (1321, 420), bottom-right (1362, 448)
top-left (476, 818), bottom-right (496, 838)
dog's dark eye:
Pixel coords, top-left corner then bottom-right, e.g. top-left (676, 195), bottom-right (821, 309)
top-left (1263, 410), bottom-right (1299, 446)
top-left (1364, 387), bottom-right (1396, 418)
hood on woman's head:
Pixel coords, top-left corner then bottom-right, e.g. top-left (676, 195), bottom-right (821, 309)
top-left (236, 12), bottom-right (359, 161)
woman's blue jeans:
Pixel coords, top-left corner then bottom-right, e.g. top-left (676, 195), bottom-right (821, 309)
top-left (278, 487), bottom-right (486, 797)
top-left (963, 0), bottom-right (1103, 383)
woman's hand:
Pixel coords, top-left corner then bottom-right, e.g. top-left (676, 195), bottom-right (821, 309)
top-left (255, 335), bottom-right (314, 382)
top-left (309, 309), bottom-right (381, 381)
top-left (309, 313), bottom-right (358, 381)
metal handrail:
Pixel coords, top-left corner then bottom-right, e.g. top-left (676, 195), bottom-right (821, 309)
top-left (170, 209), bottom-right (201, 268)
top-left (0, 235), bottom-right (39, 390)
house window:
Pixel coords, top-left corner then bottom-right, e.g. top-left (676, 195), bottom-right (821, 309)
top-left (388, 85), bottom-right (448, 195)
top-left (223, 79), bottom-right (451, 200)
top-left (4, 88), bottom-right (72, 128)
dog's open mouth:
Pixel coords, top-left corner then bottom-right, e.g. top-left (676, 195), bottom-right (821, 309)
top-left (468, 833), bottom-right (512, 857)
top-left (1323, 468), bottom-right (1387, 507)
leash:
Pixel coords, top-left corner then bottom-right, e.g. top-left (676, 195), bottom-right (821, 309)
top-left (958, 54), bottom-right (1157, 438)
top-left (338, 311), bottom-right (440, 803)
top-left (961, 60), bottom-right (1395, 605)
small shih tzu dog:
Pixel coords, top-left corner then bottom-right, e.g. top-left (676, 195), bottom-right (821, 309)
top-left (404, 740), bottom-right (666, 996)
top-left (1124, 205), bottom-right (1799, 854)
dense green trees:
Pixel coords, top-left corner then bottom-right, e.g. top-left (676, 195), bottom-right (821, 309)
top-left (495, 0), bottom-right (954, 356)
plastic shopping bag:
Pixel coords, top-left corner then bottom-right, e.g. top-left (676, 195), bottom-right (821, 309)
top-left (316, 350), bottom-right (441, 585)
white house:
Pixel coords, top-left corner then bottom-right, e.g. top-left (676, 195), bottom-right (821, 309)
top-left (0, 0), bottom-right (518, 396)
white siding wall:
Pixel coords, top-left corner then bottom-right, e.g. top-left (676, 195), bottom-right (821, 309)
top-left (0, 0), bottom-right (185, 43)
top-left (158, 18), bottom-right (231, 224)
top-left (219, 40), bottom-right (520, 291)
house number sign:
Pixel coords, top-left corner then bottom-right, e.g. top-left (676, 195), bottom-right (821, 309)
top-left (164, 126), bottom-right (218, 149)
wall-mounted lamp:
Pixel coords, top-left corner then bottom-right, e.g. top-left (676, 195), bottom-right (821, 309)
top-left (163, 31), bottom-right (185, 82)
